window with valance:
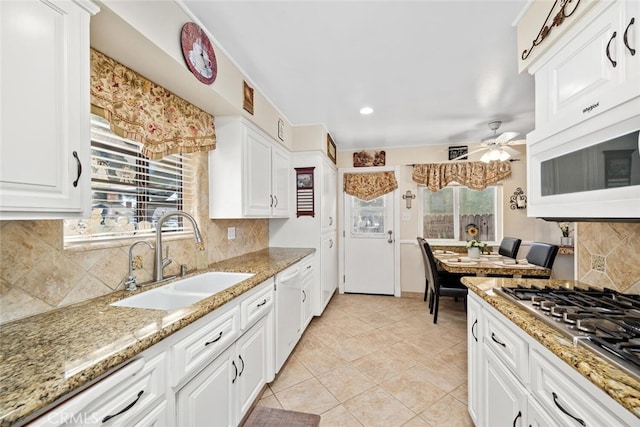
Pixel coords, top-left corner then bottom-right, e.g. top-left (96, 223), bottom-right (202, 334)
top-left (90, 49), bottom-right (216, 160)
top-left (412, 160), bottom-right (512, 191)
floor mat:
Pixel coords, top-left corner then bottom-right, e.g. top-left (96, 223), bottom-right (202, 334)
top-left (243, 406), bottom-right (321, 426)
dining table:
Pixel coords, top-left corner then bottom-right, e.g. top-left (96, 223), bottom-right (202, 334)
top-left (433, 250), bottom-right (551, 278)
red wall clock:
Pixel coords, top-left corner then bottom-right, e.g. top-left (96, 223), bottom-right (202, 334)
top-left (180, 22), bottom-right (217, 85)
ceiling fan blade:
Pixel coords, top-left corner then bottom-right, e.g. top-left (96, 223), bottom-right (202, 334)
top-left (501, 146), bottom-right (520, 156)
top-left (495, 131), bottom-right (519, 143)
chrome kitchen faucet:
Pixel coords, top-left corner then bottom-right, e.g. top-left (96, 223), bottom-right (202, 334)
top-left (124, 240), bottom-right (154, 291)
top-left (154, 211), bottom-right (203, 282)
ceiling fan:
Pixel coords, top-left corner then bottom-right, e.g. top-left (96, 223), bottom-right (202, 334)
top-left (452, 121), bottom-right (521, 162)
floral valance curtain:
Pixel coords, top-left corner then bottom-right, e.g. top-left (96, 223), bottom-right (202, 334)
top-left (90, 49), bottom-right (216, 160)
top-left (412, 161), bottom-right (511, 191)
top-left (343, 171), bottom-right (398, 201)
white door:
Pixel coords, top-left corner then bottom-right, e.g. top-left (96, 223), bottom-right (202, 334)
top-left (343, 190), bottom-right (397, 295)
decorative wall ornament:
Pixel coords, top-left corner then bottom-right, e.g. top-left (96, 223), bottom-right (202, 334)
top-left (402, 190), bottom-right (416, 209)
top-left (295, 167), bottom-right (315, 217)
top-left (509, 187), bottom-right (527, 210)
top-left (521, 0), bottom-right (582, 61)
top-left (243, 81), bottom-right (254, 115)
top-left (278, 119), bottom-right (285, 141)
top-left (180, 22), bottom-right (217, 84)
top-left (353, 150), bottom-right (385, 167)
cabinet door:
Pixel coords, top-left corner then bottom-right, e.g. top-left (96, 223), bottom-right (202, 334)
top-left (243, 127), bottom-right (272, 216)
top-left (320, 232), bottom-right (338, 312)
top-left (534, 0), bottom-right (639, 136)
top-left (301, 259), bottom-right (314, 330)
top-left (321, 161), bottom-right (337, 232)
top-left (482, 348), bottom-right (528, 427)
top-left (236, 319), bottom-right (268, 420)
top-left (275, 265), bottom-right (302, 372)
top-left (0, 0), bottom-right (94, 219)
top-left (467, 295), bottom-right (482, 425)
top-left (176, 347), bottom-right (235, 427)
top-left (271, 145), bottom-right (290, 217)
top-left (527, 398), bottom-right (557, 427)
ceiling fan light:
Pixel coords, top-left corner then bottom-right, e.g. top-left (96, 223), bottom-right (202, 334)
top-left (499, 149), bottom-right (511, 161)
top-left (480, 151), bottom-right (492, 163)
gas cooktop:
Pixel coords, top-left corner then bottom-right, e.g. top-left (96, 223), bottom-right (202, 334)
top-left (494, 285), bottom-right (640, 381)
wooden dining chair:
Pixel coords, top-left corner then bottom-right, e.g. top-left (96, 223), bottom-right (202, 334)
top-left (498, 237), bottom-right (522, 259)
top-left (417, 237), bottom-right (467, 324)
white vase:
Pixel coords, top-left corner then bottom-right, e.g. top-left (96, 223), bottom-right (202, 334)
top-left (467, 247), bottom-right (481, 259)
top-left (561, 236), bottom-right (573, 246)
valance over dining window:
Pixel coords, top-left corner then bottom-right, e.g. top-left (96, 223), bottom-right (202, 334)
top-left (343, 171), bottom-right (398, 201)
top-left (90, 49), bottom-right (216, 160)
top-left (412, 161), bottom-right (511, 191)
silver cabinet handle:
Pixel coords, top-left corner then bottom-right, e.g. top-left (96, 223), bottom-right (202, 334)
top-left (329, 239), bottom-right (333, 248)
top-left (273, 195), bottom-right (278, 207)
top-left (329, 216), bottom-right (333, 225)
top-left (387, 230), bottom-right (393, 243)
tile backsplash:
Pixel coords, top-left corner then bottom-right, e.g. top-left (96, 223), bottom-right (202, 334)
top-left (0, 152), bottom-right (269, 324)
top-left (577, 222), bottom-right (640, 293)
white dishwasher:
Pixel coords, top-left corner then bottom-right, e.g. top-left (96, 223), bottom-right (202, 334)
top-left (275, 263), bottom-right (302, 373)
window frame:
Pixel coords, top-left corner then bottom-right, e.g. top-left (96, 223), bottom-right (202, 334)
top-left (418, 184), bottom-right (502, 246)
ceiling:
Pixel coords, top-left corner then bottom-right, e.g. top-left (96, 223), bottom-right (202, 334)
top-left (180, 0), bottom-right (534, 151)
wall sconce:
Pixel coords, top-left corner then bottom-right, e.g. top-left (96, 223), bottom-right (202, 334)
top-left (509, 187), bottom-right (527, 210)
top-left (402, 190), bottom-right (416, 209)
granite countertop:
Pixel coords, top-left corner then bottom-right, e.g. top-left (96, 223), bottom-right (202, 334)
top-left (462, 276), bottom-right (640, 419)
top-left (0, 247), bottom-right (314, 427)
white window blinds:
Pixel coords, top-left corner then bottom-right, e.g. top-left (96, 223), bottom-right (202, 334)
top-left (64, 115), bottom-right (194, 245)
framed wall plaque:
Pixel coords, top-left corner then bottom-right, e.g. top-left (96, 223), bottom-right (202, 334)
top-left (295, 167), bottom-right (315, 217)
top-left (327, 134), bottom-right (336, 164)
top-left (448, 145), bottom-right (468, 161)
top-left (243, 81), bottom-right (254, 115)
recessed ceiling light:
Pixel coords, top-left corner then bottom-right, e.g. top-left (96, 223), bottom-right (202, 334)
top-left (360, 107), bottom-right (374, 115)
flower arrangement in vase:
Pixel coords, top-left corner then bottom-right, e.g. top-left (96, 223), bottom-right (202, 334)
top-left (465, 224), bottom-right (486, 259)
top-left (557, 222), bottom-right (574, 246)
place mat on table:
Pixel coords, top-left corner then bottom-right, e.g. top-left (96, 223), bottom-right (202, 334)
top-left (243, 406), bottom-right (320, 427)
top-left (492, 260), bottom-right (535, 267)
top-left (434, 250), bottom-right (457, 254)
top-left (444, 260), bottom-right (478, 266)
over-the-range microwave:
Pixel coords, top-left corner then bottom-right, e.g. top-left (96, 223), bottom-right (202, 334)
top-left (527, 105), bottom-right (640, 222)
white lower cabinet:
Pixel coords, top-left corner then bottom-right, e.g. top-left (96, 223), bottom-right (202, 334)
top-left (301, 256), bottom-right (314, 330)
top-left (466, 295), bottom-right (481, 425)
top-left (176, 318), bottom-right (269, 427)
top-left (176, 346), bottom-right (235, 427)
top-left (468, 292), bottom-right (636, 427)
top-left (483, 348), bottom-right (528, 427)
top-left (30, 351), bottom-right (167, 426)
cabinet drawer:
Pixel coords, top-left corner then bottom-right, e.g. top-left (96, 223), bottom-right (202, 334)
top-left (483, 310), bottom-right (528, 383)
top-left (241, 282), bottom-right (273, 331)
top-left (32, 353), bottom-right (166, 426)
top-left (529, 350), bottom-right (628, 427)
top-left (172, 307), bottom-right (240, 386)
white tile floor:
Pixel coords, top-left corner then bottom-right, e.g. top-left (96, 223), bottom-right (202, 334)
top-left (255, 293), bottom-right (473, 426)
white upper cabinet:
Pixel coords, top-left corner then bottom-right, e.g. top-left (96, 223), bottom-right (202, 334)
top-left (0, 0), bottom-right (98, 219)
top-left (529, 0), bottom-right (639, 143)
top-left (209, 116), bottom-right (290, 219)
